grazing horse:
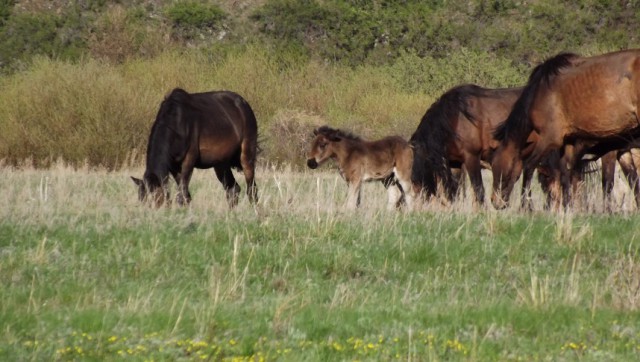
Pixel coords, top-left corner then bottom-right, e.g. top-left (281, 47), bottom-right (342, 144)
top-left (491, 49), bottom-right (640, 209)
top-left (131, 88), bottom-right (258, 207)
top-left (410, 84), bottom-right (540, 207)
top-left (306, 126), bottom-right (415, 210)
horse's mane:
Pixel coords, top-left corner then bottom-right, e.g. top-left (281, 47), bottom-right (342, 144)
top-left (317, 125), bottom-right (362, 141)
top-left (493, 52), bottom-right (579, 143)
top-left (145, 88), bottom-right (192, 175)
top-left (409, 84), bottom-right (481, 197)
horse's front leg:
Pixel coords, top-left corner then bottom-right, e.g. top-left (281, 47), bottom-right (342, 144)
top-left (346, 179), bottom-right (362, 210)
top-left (173, 172), bottom-right (193, 206)
top-left (175, 156), bottom-right (196, 206)
top-left (519, 165), bottom-right (535, 211)
top-left (463, 154), bottom-right (485, 207)
top-left (559, 144), bottom-right (578, 210)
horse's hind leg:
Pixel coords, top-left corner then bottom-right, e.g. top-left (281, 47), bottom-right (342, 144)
top-left (214, 166), bottom-right (241, 208)
top-left (240, 138), bottom-right (258, 204)
top-left (382, 177), bottom-right (403, 210)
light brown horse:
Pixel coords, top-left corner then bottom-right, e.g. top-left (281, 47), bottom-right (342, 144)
top-left (131, 88), bottom-right (258, 208)
top-left (491, 49), bottom-right (640, 209)
top-left (306, 126), bottom-right (415, 210)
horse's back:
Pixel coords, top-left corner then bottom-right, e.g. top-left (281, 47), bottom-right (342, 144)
top-left (158, 89), bottom-right (258, 169)
top-left (543, 50), bottom-right (640, 135)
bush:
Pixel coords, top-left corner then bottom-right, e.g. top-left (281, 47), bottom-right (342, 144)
top-left (0, 10), bottom-right (86, 72)
top-left (88, 5), bottom-right (170, 63)
top-left (0, 0), bottom-right (15, 27)
top-left (166, 1), bottom-right (225, 30)
top-left (264, 109), bottom-right (326, 168)
top-left (386, 49), bottom-right (528, 95)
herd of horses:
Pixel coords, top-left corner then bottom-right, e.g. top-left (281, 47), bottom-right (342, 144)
top-left (132, 49), bottom-right (640, 212)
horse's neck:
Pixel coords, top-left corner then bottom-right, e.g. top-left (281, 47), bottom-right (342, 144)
top-left (146, 125), bottom-right (177, 179)
top-left (331, 140), bottom-right (360, 163)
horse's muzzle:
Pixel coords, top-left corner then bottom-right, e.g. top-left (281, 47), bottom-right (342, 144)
top-left (307, 159), bottom-right (318, 169)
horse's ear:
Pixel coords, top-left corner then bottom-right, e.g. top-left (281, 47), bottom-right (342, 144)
top-left (131, 176), bottom-right (143, 186)
top-left (313, 128), bottom-right (319, 136)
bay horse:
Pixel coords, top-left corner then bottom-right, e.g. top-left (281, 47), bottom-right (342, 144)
top-left (491, 49), bottom-right (640, 209)
top-left (131, 88), bottom-right (258, 207)
top-left (410, 84), bottom-right (541, 207)
top-left (306, 126), bottom-right (415, 210)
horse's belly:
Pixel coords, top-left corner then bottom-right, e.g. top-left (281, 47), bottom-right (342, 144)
top-left (363, 168), bottom-right (393, 181)
top-left (197, 147), bottom-right (239, 168)
top-left (574, 113), bottom-right (639, 137)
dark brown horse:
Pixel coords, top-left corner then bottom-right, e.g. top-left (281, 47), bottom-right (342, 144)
top-left (306, 126), bottom-right (415, 210)
top-left (410, 84), bottom-right (540, 207)
top-left (131, 88), bottom-right (258, 207)
top-left (491, 49), bottom-right (640, 209)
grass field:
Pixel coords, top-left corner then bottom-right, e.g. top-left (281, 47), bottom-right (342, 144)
top-left (2, 164), bottom-right (640, 361)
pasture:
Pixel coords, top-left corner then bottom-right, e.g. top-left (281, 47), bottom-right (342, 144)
top-left (2, 164), bottom-right (640, 361)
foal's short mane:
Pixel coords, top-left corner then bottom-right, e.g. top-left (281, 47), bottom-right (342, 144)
top-left (493, 52), bottom-right (579, 144)
top-left (317, 125), bottom-right (362, 141)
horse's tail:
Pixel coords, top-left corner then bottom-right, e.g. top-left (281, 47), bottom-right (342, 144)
top-left (234, 93), bottom-right (260, 172)
top-left (410, 87), bottom-right (468, 199)
top-left (493, 52), bottom-right (579, 143)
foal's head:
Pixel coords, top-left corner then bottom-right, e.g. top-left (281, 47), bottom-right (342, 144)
top-left (306, 126), bottom-right (354, 169)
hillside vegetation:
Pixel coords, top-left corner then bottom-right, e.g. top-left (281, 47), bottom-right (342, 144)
top-left (0, 0), bottom-right (639, 167)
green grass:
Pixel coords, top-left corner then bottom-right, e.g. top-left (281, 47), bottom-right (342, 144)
top-left (2, 165), bottom-right (640, 361)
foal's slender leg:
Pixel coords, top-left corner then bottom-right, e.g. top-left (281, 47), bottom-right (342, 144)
top-left (346, 178), bottom-right (362, 210)
top-left (214, 166), bottom-right (241, 208)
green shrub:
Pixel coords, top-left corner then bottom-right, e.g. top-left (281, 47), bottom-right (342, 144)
top-left (386, 49), bottom-right (528, 95)
top-left (0, 0), bottom-right (15, 27)
top-left (251, 0), bottom-right (439, 65)
top-left (165, 1), bottom-right (225, 29)
top-left (0, 10), bottom-right (86, 72)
